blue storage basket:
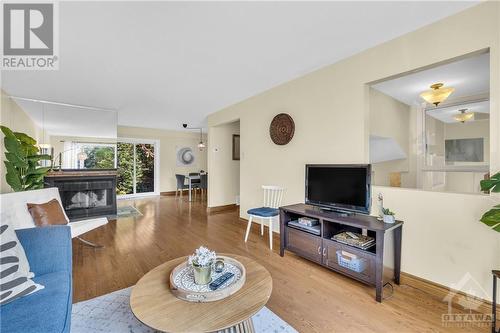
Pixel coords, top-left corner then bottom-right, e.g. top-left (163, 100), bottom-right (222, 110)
top-left (336, 250), bottom-right (366, 273)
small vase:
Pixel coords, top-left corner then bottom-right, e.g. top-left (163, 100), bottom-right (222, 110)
top-left (383, 215), bottom-right (395, 224)
top-left (193, 264), bottom-right (212, 285)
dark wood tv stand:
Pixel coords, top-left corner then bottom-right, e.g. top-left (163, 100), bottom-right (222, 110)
top-left (279, 203), bottom-right (403, 302)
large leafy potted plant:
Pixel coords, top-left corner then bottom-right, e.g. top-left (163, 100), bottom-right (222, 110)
top-left (1, 125), bottom-right (52, 191)
top-left (480, 172), bottom-right (500, 232)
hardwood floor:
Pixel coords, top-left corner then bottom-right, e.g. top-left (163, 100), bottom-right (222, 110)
top-left (73, 196), bottom-right (492, 333)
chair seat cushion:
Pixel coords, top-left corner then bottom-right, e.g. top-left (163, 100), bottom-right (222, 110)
top-left (0, 271), bottom-right (72, 333)
top-left (247, 207), bottom-right (279, 217)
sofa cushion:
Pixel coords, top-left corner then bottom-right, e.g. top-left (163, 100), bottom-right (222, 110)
top-left (0, 224), bottom-right (44, 305)
top-left (0, 271), bottom-right (72, 333)
top-left (27, 199), bottom-right (68, 227)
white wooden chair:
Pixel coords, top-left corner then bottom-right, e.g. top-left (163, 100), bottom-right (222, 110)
top-left (244, 185), bottom-right (285, 250)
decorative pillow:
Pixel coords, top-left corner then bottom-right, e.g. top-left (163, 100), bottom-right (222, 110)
top-left (0, 224), bottom-right (44, 305)
top-left (27, 199), bottom-right (68, 227)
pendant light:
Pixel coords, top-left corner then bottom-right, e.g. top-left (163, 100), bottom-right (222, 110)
top-left (182, 124), bottom-right (205, 151)
top-left (38, 103), bottom-right (51, 149)
top-left (453, 109), bottom-right (474, 123)
top-left (197, 128), bottom-right (205, 151)
top-left (420, 83), bottom-right (455, 106)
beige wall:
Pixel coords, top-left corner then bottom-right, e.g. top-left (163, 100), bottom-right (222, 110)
top-left (118, 126), bottom-right (207, 193)
top-left (0, 90), bottom-right (41, 193)
top-left (369, 88), bottom-right (414, 187)
top-left (208, 2), bottom-right (500, 300)
top-left (207, 120), bottom-right (240, 207)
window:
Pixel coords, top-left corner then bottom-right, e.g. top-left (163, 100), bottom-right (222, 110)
top-left (61, 141), bottom-right (117, 169)
top-left (116, 140), bottom-right (158, 196)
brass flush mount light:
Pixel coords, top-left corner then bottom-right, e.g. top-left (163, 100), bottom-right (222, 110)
top-left (420, 83), bottom-right (455, 106)
top-left (453, 109), bottom-right (474, 123)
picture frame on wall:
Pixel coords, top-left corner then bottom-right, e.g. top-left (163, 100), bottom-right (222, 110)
top-left (232, 134), bottom-right (240, 160)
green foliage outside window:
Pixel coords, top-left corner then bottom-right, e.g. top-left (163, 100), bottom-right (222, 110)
top-left (83, 146), bottom-right (115, 169)
top-left (116, 142), bottom-right (155, 195)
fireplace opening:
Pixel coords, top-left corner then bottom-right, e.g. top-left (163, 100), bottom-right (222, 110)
top-left (65, 189), bottom-right (110, 210)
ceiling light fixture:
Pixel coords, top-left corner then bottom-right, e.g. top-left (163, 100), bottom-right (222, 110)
top-left (197, 129), bottom-right (206, 151)
top-left (420, 83), bottom-right (455, 106)
top-left (453, 109), bottom-right (474, 123)
top-left (182, 124), bottom-right (205, 151)
top-left (38, 103), bottom-right (51, 149)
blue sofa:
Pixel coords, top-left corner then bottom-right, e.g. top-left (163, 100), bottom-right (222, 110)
top-left (1, 226), bottom-right (72, 333)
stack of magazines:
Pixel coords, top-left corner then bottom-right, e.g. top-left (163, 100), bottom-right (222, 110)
top-left (332, 231), bottom-right (375, 250)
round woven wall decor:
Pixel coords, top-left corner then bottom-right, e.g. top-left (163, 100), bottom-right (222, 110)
top-left (269, 113), bottom-right (295, 145)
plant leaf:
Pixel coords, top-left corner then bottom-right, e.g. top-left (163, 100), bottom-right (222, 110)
top-left (13, 132), bottom-right (36, 145)
top-left (4, 136), bottom-right (21, 154)
top-left (19, 142), bottom-right (38, 156)
top-left (5, 152), bottom-right (28, 168)
top-left (480, 208), bottom-right (500, 227)
top-left (492, 185), bottom-right (500, 193)
top-left (490, 172), bottom-right (500, 181)
top-left (0, 125), bottom-right (16, 138)
top-left (4, 161), bottom-right (23, 191)
top-left (26, 167), bottom-right (51, 176)
top-left (480, 172), bottom-right (500, 192)
top-left (27, 154), bottom-right (52, 161)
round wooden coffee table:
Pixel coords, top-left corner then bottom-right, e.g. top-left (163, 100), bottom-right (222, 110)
top-left (130, 254), bottom-right (272, 333)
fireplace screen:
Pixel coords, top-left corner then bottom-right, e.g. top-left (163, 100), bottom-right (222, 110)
top-left (45, 176), bottom-right (117, 219)
top-left (65, 189), bottom-right (109, 210)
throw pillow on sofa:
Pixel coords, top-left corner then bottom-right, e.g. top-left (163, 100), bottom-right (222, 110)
top-left (27, 199), bottom-right (68, 227)
top-left (0, 224), bottom-right (44, 305)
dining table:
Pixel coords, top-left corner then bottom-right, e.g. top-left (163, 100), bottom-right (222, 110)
top-left (186, 174), bottom-right (200, 202)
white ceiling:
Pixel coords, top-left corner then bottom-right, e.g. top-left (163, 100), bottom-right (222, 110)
top-left (1, 1), bottom-right (479, 130)
top-left (371, 52), bottom-right (490, 106)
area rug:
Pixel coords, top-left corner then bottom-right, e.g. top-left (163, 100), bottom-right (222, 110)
top-left (116, 205), bottom-right (143, 218)
top-left (71, 287), bottom-right (297, 333)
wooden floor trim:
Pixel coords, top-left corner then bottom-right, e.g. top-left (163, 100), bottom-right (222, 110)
top-left (207, 204), bottom-right (238, 213)
top-left (401, 271), bottom-right (499, 317)
top-left (160, 191), bottom-right (177, 196)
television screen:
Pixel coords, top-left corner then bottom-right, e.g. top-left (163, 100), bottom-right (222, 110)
top-left (305, 164), bottom-right (371, 214)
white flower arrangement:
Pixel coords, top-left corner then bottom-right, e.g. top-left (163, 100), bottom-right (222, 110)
top-left (188, 246), bottom-right (217, 267)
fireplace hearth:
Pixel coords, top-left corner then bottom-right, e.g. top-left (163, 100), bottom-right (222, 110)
top-left (45, 170), bottom-right (117, 220)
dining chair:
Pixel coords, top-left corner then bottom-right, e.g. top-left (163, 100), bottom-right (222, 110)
top-left (175, 174), bottom-right (189, 197)
top-left (200, 174), bottom-right (208, 199)
top-left (189, 172), bottom-right (201, 198)
top-left (244, 185), bottom-right (285, 250)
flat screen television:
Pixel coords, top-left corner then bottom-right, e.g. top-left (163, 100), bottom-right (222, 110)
top-left (305, 164), bottom-right (371, 214)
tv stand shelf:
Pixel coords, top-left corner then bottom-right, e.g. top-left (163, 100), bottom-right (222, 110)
top-left (279, 203), bottom-right (403, 302)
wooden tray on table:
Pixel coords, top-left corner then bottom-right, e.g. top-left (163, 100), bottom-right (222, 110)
top-left (169, 255), bottom-right (246, 302)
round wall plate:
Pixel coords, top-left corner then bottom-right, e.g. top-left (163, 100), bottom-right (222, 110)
top-left (269, 113), bottom-right (295, 145)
